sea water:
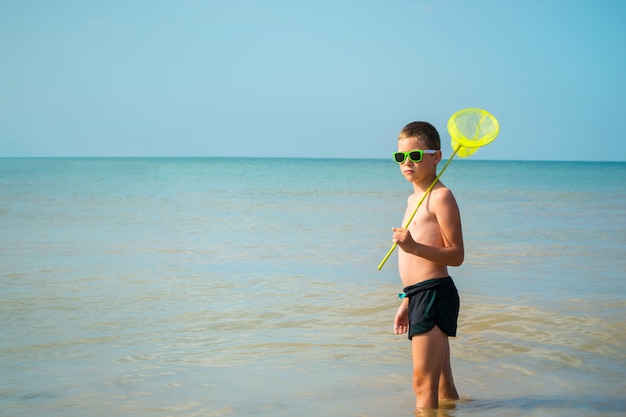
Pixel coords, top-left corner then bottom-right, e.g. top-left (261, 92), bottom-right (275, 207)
top-left (1, 157), bottom-right (624, 416)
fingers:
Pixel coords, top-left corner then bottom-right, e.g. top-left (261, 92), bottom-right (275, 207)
top-left (394, 316), bottom-right (408, 334)
top-left (394, 324), bottom-right (408, 335)
top-left (392, 227), bottom-right (407, 236)
top-left (392, 227), bottom-right (408, 246)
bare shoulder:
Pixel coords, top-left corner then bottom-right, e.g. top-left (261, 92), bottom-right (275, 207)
top-left (431, 183), bottom-right (458, 202)
top-left (430, 184), bottom-right (461, 213)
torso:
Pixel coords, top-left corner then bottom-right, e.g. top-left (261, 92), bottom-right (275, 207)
top-left (398, 186), bottom-right (450, 287)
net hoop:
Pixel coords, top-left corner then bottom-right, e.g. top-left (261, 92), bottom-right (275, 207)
top-left (447, 108), bottom-right (499, 158)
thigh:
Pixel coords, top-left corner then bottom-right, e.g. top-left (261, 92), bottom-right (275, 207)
top-left (411, 325), bottom-right (448, 375)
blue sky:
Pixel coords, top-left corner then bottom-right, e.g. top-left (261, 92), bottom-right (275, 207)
top-left (1, 0), bottom-right (625, 161)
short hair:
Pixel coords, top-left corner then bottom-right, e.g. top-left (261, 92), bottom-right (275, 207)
top-left (398, 121), bottom-right (441, 150)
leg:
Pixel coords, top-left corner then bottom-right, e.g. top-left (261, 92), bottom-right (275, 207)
top-left (411, 326), bottom-right (449, 410)
top-left (438, 337), bottom-right (459, 402)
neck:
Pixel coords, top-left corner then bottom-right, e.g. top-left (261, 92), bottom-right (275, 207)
top-left (412, 173), bottom-right (439, 193)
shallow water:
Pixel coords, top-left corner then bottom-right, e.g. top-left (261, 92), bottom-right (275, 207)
top-left (1, 158), bottom-right (625, 416)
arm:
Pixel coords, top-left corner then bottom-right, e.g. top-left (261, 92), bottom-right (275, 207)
top-left (393, 189), bottom-right (464, 266)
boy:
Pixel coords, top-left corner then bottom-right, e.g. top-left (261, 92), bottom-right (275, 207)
top-left (390, 121), bottom-right (463, 410)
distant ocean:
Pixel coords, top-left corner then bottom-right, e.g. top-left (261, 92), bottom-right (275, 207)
top-left (1, 157), bottom-right (625, 417)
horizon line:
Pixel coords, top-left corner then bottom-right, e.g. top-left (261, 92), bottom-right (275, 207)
top-left (0, 155), bottom-right (624, 163)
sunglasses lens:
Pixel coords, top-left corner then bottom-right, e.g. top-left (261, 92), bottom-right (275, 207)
top-left (409, 151), bottom-right (423, 162)
top-left (393, 153), bottom-right (406, 163)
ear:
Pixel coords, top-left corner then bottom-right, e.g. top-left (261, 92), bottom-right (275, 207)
top-left (434, 150), bottom-right (443, 163)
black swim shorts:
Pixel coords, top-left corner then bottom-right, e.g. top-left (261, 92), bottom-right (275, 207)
top-left (401, 276), bottom-right (460, 339)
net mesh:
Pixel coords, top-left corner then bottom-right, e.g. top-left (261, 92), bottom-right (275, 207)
top-left (447, 108), bottom-right (500, 158)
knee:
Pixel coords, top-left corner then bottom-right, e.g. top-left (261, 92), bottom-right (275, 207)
top-left (412, 367), bottom-right (438, 395)
top-left (412, 373), bottom-right (423, 396)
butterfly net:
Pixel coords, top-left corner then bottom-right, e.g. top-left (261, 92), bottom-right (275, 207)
top-left (447, 108), bottom-right (500, 158)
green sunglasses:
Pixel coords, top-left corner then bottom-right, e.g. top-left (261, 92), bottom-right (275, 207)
top-left (393, 149), bottom-right (437, 163)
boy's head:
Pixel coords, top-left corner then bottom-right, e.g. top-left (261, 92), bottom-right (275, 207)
top-left (398, 121), bottom-right (441, 150)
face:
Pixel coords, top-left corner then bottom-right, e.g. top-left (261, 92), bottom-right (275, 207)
top-left (397, 138), bottom-right (441, 182)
